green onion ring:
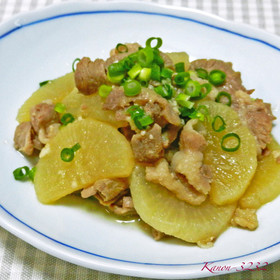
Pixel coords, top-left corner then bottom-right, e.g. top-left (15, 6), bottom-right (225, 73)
top-left (195, 68), bottom-right (208, 80)
top-left (196, 105), bottom-right (209, 116)
top-left (185, 80), bottom-right (201, 97)
top-left (221, 133), bottom-right (241, 152)
top-left (108, 62), bottom-right (126, 77)
top-left (123, 80), bottom-right (142, 96)
top-left (174, 72), bottom-right (190, 86)
top-left (72, 58), bottom-right (81, 72)
top-left (209, 69), bottom-right (226, 86)
top-left (61, 113), bottom-right (75, 126)
top-left (60, 148), bottom-right (74, 162)
top-left (138, 47), bottom-right (154, 67)
top-left (116, 43), bottom-right (128, 53)
top-left (98, 85), bottom-right (112, 98)
top-left (145, 37), bottom-right (163, 49)
top-left (13, 166), bottom-right (30, 181)
top-left (190, 83), bottom-right (212, 100)
top-left (215, 91), bottom-right (232, 106)
top-left (212, 115), bottom-right (226, 132)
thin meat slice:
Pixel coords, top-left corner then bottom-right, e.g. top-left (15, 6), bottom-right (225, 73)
top-left (146, 158), bottom-right (206, 205)
top-left (161, 124), bottom-right (182, 148)
top-left (81, 179), bottom-right (128, 206)
top-left (109, 196), bottom-right (136, 215)
top-left (38, 123), bottom-right (61, 145)
top-left (103, 87), bottom-right (181, 127)
top-left (102, 86), bottom-right (128, 111)
top-left (14, 122), bottom-right (34, 156)
top-left (232, 90), bottom-right (275, 152)
top-left (231, 208), bottom-right (258, 230)
top-left (131, 124), bottom-right (164, 163)
top-left (190, 59), bottom-right (248, 95)
top-left (171, 119), bottom-right (211, 195)
top-left (30, 103), bottom-right (60, 133)
top-left (138, 89), bottom-right (181, 127)
top-left (75, 57), bottom-right (108, 95)
top-left (190, 59), bottom-right (275, 151)
top-left (105, 43), bottom-right (141, 68)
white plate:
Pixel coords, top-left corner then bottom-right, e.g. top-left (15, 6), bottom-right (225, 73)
top-left (0, 1), bottom-right (280, 279)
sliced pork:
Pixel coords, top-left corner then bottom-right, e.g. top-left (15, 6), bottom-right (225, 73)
top-left (171, 119), bottom-right (211, 195)
top-left (131, 123), bottom-right (164, 163)
top-left (146, 158), bottom-right (206, 205)
top-left (81, 178), bottom-right (128, 205)
top-left (14, 122), bottom-right (34, 156)
top-left (75, 57), bottom-right (108, 95)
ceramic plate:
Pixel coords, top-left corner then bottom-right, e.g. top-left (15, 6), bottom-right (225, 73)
top-left (0, 1), bottom-right (279, 279)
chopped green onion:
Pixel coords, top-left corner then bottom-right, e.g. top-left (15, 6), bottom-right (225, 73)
top-left (139, 68), bottom-right (151, 81)
top-left (185, 80), bottom-right (201, 97)
top-left (134, 115), bottom-right (154, 130)
top-left (60, 148), bottom-right (74, 162)
top-left (128, 64), bottom-right (142, 79)
top-left (201, 83), bottom-right (212, 96)
top-left (72, 58), bottom-right (81, 72)
top-left (221, 133), bottom-right (241, 152)
top-left (107, 72), bottom-right (125, 84)
top-left (179, 106), bottom-right (207, 121)
top-left (54, 103), bottom-right (66, 113)
top-left (140, 80), bottom-right (148, 87)
top-left (215, 91), bottom-right (232, 106)
top-left (196, 105), bottom-right (209, 117)
top-left (39, 80), bottom-right (50, 87)
top-left (175, 62), bottom-right (185, 73)
top-left (13, 166), bottom-right (30, 181)
top-left (60, 143), bottom-right (81, 162)
top-left (98, 84), bottom-right (112, 98)
top-left (127, 105), bottom-right (154, 130)
top-left (121, 56), bottom-right (134, 70)
top-left (161, 68), bottom-right (173, 79)
top-left (150, 64), bottom-right (161, 81)
top-left (127, 105), bottom-right (145, 119)
top-left (179, 107), bottom-right (194, 118)
top-left (135, 115), bottom-right (154, 129)
top-left (195, 68), bottom-right (208, 80)
top-left (138, 47), bottom-right (154, 67)
top-left (153, 51), bottom-right (164, 67)
top-left (116, 43), bottom-right (128, 53)
top-left (190, 83), bottom-right (212, 100)
top-left (209, 70), bottom-right (226, 86)
top-left (108, 62), bottom-right (126, 77)
top-left (28, 167), bottom-right (36, 182)
top-left (212, 115), bottom-right (226, 132)
top-left (145, 37), bottom-right (163, 49)
top-left (154, 84), bottom-right (173, 100)
top-left (123, 80), bottom-right (141, 96)
top-left (176, 93), bottom-right (194, 108)
top-left (61, 113), bottom-right (75, 126)
top-left (72, 143), bottom-right (81, 152)
top-left (191, 111), bottom-right (205, 121)
top-left (173, 72), bottom-right (190, 86)
top-left (179, 107), bottom-right (204, 121)
top-left (128, 52), bottom-right (139, 64)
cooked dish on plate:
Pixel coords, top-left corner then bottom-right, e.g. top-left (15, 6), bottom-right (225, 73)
top-left (13, 37), bottom-right (280, 247)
